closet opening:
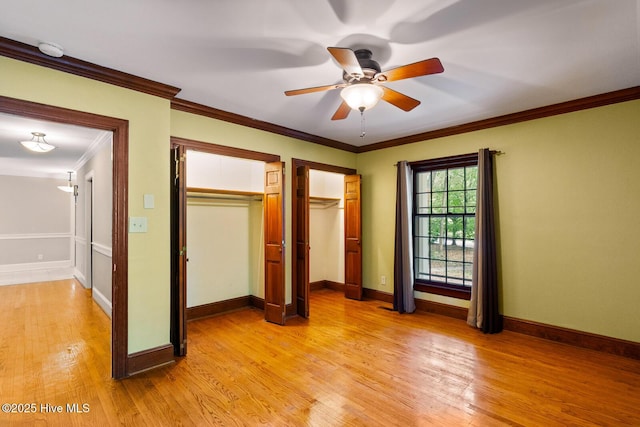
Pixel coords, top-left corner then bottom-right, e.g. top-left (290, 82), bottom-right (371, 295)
top-left (292, 159), bottom-right (359, 319)
top-left (185, 153), bottom-right (266, 322)
top-left (170, 137), bottom-right (281, 356)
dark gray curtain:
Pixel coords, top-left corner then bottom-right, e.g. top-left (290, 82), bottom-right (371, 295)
top-left (393, 161), bottom-right (415, 313)
top-left (467, 149), bottom-right (502, 333)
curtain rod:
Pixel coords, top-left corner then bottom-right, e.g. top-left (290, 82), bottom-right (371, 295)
top-left (394, 149), bottom-right (504, 166)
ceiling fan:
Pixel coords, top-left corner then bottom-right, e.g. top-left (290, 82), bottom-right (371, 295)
top-left (285, 47), bottom-right (444, 120)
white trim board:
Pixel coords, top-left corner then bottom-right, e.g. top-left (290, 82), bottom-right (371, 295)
top-left (92, 286), bottom-right (112, 318)
top-left (92, 242), bottom-right (112, 258)
top-left (74, 269), bottom-right (88, 288)
top-left (74, 131), bottom-right (112, 172)
top-left (0, 260), bottom-right (74, 286)
top-left (0, 233), bottom-right (72, 240)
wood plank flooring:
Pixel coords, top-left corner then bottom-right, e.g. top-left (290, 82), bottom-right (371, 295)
top-left (1, 280), bottom-right (640, 426)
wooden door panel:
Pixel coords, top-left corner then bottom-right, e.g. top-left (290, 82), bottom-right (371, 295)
top-left (264, 162), bottom-right (286, 325)
top-left (295, 165), bottom-right (310, 318)
top-left (344, 175), bottom-right (362, 300)
top-left (265, 193), bottom-right (282, 242)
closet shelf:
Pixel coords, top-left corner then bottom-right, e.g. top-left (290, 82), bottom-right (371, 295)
top-left (187, 187), bottom-right (263, 201)
top-left (186, 188), bottom-right (340, 206)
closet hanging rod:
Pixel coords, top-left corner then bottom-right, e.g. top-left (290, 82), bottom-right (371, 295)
top-left (186, 187), bottom-right (263, 201)
top-left (309, 196), bottom-right (341, 208)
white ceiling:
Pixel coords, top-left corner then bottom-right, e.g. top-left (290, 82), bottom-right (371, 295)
top-left (0, 113), bottom-right (109, 178)
top-left (1, 0), bottom-right (639, 175)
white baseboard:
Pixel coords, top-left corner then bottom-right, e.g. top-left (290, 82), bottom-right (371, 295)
top-left (0, 260), bottom-right (74, 286)
top-left (92, 287), bottom-right (112, 318)
top-left (74, 269), bottom-right (88, 288)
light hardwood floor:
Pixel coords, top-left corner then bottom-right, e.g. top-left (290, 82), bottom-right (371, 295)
top-left (1, 279), bottom-right (639, 426)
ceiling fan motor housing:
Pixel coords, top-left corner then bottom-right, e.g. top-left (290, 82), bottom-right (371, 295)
top-left (343, 49), bottom-right (381, 82)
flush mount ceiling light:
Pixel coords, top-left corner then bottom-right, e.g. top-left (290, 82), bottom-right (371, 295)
top-left (19, 132), bottom-right (56, 153)
top-left (38, 41), bottom-right (64, 58)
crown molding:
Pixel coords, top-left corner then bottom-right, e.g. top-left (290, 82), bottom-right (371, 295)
top-left (0, 36), bottom-right (181, 100)
top-left (171, 98), bottom-right (358, 153)
top-left (175, 86), bottom-right (640, 154)
top-left (358, 86), bottom-right (640, 153)
top-left (74, 130), bottom-right (112, 172)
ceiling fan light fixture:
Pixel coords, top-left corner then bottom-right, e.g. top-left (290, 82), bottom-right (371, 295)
top-left (340, 83), bottom-right (383, 112)
top-left (19, 132), bottom-right (56, 153)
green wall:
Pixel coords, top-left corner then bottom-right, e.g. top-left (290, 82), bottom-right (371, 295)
top-left (1, 57), bottom-right (357, 353)
top-left (357, 100), bottom-right (640, 342)
top-left (1, 57), bottom-right (171, 353)
top-left (2, 55), bottom-right (638, 354)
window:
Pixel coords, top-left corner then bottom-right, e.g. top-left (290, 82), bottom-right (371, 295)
top-left (412, 154), bottom-right (478, 299)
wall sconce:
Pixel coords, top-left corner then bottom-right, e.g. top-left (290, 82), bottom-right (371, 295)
top-left (58, 171), bottom-right (79, 200)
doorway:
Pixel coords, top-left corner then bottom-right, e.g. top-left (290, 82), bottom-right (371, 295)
top-left (291, 159), bottom-right (360, 319)
top-left (0, 95), bottom-right (128, 379)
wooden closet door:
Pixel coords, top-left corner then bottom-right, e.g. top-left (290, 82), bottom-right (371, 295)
top-left (170, 145), bottom-right (187, 355)
top-left (295, 165), bottom-right (310, 318)
top-left (264, 162), bottom-right (286, 324)
top-left (344, 174), bottom-right (362, 300)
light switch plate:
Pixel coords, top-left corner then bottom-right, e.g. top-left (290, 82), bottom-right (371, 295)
top-left (129, 217), bottom-right (148, 233)
top-left (143, 194), bottom-right (155, 209)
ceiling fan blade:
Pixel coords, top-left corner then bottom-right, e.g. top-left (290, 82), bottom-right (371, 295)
top-left (381, 86), bottom-right (421, 111)
top-left (285, 83), bottom-right (345, 96)
top-left (377, 58), bottom-right (444, 82)
top-left (331, 101), bottom-right (351, 120)
top-left (327, 47), bottom-right (364, 78)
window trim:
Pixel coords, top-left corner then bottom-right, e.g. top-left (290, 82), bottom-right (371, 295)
top-left (411, 152), bottom-right (478, 300)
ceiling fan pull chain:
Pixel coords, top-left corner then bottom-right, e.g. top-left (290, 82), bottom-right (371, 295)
top-left (360, 108), bottom-right (366, 138)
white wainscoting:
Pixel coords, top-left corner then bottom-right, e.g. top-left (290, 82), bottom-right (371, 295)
top-left (74, 236), bottom-right (88, 287)
top-left (0, 260), bottom-right (74, 286)
top-left (92, 285), bottom-right (112, 318)
top-left (91, 241), bottom-right (113, 318)
top-left (0, 233), bottom-right (74, 286)
top-left (92, 242), bottom-right (112, 258)
top-left (0, 232), bottom-right (71, 240)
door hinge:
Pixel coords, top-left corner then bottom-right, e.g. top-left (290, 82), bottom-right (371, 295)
top-left (113, 264), bottom-right (117, 272)
top-left (179, 246), bottom-right (187, 256)
top-left (173, 151), bottom-right (185, 184)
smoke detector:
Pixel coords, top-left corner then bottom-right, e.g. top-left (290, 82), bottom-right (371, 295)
top-left (38, 41), bottom-right (64, 58)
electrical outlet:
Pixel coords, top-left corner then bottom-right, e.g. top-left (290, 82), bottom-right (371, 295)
top-left (129, 217), bottom-right (148, 233)
top-left (381, 275), bottom-right (386, 286)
